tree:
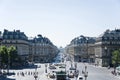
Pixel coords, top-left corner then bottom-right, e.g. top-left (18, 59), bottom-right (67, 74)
top-left (0, 46), bottom-right (22, 69)
top-left (8, 46), bottom-right (17, 67)
top-left (112, 49), bottom-right (120, 67)
top-left (0, 46), bottom-right (8, 68)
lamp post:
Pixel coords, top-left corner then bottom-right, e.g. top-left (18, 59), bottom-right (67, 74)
top-left (104, 46), bottom-right (107, 67)
top-left (45, 64), bottom-right (47, 73)
top-left (86, 38), bottom-right (89, 63)
top-left (7, 53), bottom-right (10, 74)
top-left (104, 47), bottom-right (107, 56)
top-left (74, 62), bottom-right (78, 79)
top-left (34, 66), bottom-right (38, 80)
top-left (84, 66), bottom-right (88, 80)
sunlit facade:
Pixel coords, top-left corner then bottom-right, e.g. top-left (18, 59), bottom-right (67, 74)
top-left (29, 35), bottom-right (59, 63)
top-left (2, 29), bottom-right (29, 61)
top-left (1, 29), bottom-right (58, 63)
top-left (95, 29), bottom-right (120, 67)
top-left (65, 35), bottom-right (96, 62)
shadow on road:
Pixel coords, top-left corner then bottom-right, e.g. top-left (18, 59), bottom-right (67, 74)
top-left (0, 75), bottom-right (15, 80)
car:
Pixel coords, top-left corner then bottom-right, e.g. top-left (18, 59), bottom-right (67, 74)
top-left (69, 67), bottom-right (76, 70)
top-left (59, 66), bottom-right (65, 68)
top-left (77, 76), bottom-right (83, 80)
top-left (59, 64), bottom-right (66, 68)
top-left (49, 66), bottom-right (56, 69)
top-left (68, 73), bottom-right (74, 78)
top-left (49, 74), bottom-right (55, 78)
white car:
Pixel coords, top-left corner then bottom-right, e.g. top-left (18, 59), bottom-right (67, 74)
top-left (77, 76), bottom-right (83, 80)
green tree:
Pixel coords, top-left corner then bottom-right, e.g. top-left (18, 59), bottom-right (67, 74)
top-left (112, 49), bottom-right (120, 67)
top-left (0, 46), bottom-right (22, 69)
top-left (0, 46), bottom-right (8, 68)
top-left (8, 46), bottom-right (17, 67)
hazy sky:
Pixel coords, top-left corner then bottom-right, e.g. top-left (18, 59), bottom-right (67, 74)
top-left (0, 0), bottom-right (120, 47)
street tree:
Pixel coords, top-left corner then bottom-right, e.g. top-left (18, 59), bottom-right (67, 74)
top-left (0, 46), bottom-right (8, 68)
top-left (8, 46), bottom-right (18, 67)
top-left (0, 46), bottom-right (22, 69)
top-left (112, 49), bottom-right (120, 67)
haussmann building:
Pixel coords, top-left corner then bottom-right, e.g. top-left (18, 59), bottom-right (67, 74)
top-left (1, 29), bottom-right (59, 63)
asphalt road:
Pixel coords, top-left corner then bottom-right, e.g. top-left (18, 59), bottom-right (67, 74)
top-left (4, 62), bottom-right (120, 80)
top-left (77, 62), bottom-right (119, 80)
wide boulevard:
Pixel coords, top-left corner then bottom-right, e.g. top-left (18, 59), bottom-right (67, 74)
top-left (2, 52), bottom-right (120, 80)
top-left (4, 61), bottom-right (119, 80)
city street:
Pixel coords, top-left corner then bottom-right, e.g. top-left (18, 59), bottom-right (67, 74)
top-left (3, 61), bottom-right (119, 80)
top-left (1, 52), bottom-right (119, 80)
top-left (77, 63), bottom-right (120, 80)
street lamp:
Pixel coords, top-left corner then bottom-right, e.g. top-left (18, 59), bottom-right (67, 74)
top-left (83, 66), bottom-right (88, 80)
top-left (34, 66), bottom-right (38, 80)
top-left (45, 64), bottom-right (47, 73)
top-left (7, 53), bottom-right (10, 74)
top-left (86, 38), bottom-right (89, 63)
top-left (104, 46), bottom-right (108, 67)
top-left (74, 62), bottom-right (79, 79)
top-left (75, 62), bottom-right (77, 70)
top-left (104, 46), bottom-right (107, 56)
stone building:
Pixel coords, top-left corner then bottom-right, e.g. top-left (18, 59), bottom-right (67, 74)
top-left (65, 35), bottom-right (96, 62)
top-left (1, 29), bottom-right (58, 63)
top-left (29, 35), bottom-right (58, 63)
top-left (94, 29), bottom-right (120, 67)
top-left (2, 29), bottom-right (29, 61)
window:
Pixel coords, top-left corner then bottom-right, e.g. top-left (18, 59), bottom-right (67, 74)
top-left (10, 35), bottom-right (13, 39)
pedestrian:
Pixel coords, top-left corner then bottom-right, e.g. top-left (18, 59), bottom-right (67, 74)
top-left (36, 72), bottom-right (38, 75)
top-left (17, 72), bottom-right (19, 76)
top-left (31, 71), bottom-right (32, 75)
top-left (28, 71), bottom-right (30, 75)
top-left (25, 71), bottom-right (27, 75)
top-left (22, 72), bottom-right (24, 76)
top-left (82, 70), bottom-right (84, 74)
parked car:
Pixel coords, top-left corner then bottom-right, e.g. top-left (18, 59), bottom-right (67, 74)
top-left (77, 76), bottom-right (83, 80)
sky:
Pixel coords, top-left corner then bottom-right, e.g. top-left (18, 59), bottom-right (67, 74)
top-left (0, 0), bottom-right (120, 47)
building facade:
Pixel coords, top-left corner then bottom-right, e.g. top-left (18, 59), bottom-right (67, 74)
top-left (1, 29), bottom-right (59, 63)
top-left (65, 35), bottom-right (96, 62)
top-left (29, 35), bottom-right (58, 63)
top-left (94, 29), bottom-right (120, 67)
top-left (2, 29), bottom-right (29, 61)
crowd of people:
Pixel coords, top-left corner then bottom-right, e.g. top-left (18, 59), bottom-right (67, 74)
top-left (16, 71), bottom-right (39, 77)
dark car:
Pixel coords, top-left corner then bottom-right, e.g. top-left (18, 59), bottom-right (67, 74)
top-left (69, 67), bottom-right (76, 70)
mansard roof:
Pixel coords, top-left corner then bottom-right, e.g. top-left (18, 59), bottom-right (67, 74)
top-left (96, 29), bottom-right (120, 42)
top-left (3, 29), bottom-right (28, 40)
top-left (29, 34), bottom-right (53, 45)
top-left (70, 35), bottom-right (96, 45)
top-left (99, 29), bottom-right (120, 37)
